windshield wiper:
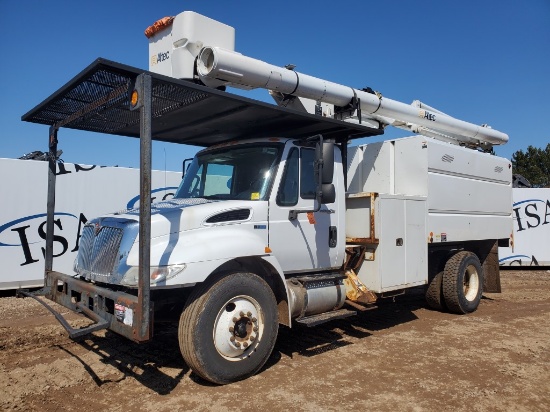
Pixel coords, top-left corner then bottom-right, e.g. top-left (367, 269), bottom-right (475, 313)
top-left (202, 194), bottom-right (231, 200)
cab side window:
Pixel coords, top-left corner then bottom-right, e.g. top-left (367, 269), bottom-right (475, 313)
top-left (300, 148), bottom-right (316, 199)
top-left (277, 148), bottom-right (299, 206)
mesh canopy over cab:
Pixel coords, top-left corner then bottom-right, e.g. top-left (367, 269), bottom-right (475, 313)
top-left (22, 59), bottom-right (382, 146)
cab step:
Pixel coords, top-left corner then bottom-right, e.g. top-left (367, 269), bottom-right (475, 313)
top-left (295, 308), bottom-right (357, 327)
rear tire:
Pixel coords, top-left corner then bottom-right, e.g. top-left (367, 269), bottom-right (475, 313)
top-left (179, 272), bottom-right (278, 384)
top-left (426, 271), bottom-right (446, 311)
top-left (442, 251), bottom-right (483, 314)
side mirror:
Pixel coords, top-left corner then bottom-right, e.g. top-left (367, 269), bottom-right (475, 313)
top-left (288, 136), bottom-right (336, 220)
top-left (316, 141), bottom-right (334, 184)
top-left (182, 158), bottom-right (193, 178)
top-left (320, 183), bottom-right (335, 204)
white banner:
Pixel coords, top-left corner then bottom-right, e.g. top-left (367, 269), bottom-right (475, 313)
top-left (499, 188), bottom-right (550, 267)
top-left (0, 159), bottom-right (181, 289)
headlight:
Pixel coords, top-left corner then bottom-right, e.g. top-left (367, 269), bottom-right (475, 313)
top-left (121, 264), bottom-right (186, 286)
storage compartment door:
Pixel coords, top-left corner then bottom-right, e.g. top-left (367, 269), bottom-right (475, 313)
top-left (380, 198), bottom-right (406, 289)
top-left (405, 198), bottom-right (427, 285)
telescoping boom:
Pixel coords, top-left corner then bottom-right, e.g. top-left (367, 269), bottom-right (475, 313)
top-left (195, 46), bottom-right (508, 149)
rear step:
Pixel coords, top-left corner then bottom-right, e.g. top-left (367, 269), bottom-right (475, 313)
top-left (296, 308), bottom-right (356, 327)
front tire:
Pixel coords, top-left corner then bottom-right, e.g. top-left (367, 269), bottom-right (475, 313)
top-left (179, 272), bottom-right (278, 384)
top-left (442, 251), bottom-right (483, 314)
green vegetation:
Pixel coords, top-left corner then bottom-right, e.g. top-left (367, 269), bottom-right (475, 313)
top-left (511, 143), bottom-right (550, 188)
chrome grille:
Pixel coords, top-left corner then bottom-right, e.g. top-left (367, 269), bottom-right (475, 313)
top-left (77, 225), bottom-right (124, 277)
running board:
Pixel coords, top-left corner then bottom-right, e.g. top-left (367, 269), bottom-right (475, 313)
top-left (17, 289), bottom-right (109, 339)
top-left (296, 309), bottom-right (357, 327)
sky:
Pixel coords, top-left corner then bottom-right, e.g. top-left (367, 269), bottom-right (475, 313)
top-left (1, 0), bottom-right (549, 173)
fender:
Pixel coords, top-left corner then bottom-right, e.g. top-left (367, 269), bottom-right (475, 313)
top-left (130, 223), bottom-right (293, 325)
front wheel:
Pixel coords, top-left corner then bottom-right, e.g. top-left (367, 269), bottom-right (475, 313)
top-left (178, 272), bottom-right (278, 384)
top-left (442, 251), bottom-right (483, 314)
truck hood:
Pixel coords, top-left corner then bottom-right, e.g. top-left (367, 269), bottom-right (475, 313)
top-left (108, 198), bottom-right (259, 239)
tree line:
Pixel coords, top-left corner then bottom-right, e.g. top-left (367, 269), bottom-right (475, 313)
top-left (511, 143), bottom-right (550, 188)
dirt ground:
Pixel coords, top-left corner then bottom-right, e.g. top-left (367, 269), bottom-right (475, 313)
top-left (1, 269), bottom-right (549, 412)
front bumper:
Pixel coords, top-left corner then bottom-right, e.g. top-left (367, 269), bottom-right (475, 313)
top-left (35, 271), bottom-right (153, 342)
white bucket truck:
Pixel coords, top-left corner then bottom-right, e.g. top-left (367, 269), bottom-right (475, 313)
top-left (21, 11), bottom-right (511, 384)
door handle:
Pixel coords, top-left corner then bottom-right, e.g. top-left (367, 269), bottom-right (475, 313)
top-left (329, 226), bottom-right (337, 248)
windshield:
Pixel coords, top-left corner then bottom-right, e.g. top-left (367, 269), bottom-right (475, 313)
top-left (175, 143), bottom-right (282, 201)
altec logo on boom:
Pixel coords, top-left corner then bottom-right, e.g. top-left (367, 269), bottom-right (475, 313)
top-left (151, 51), bottom-right (170, 66)
top-left (419, 109), bottom-right (436, 121)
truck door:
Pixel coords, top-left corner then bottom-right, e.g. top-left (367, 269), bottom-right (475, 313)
top-left (268, 143), bottom-right (343, 273)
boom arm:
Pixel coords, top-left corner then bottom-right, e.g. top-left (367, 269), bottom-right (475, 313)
top-left (196, 46), bottom-right (508, 148)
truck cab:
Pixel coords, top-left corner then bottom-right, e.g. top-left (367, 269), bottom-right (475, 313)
top-left (75, 138), bottom-right (344, 288)
top-left (71, 136), bottom-right (352, 384)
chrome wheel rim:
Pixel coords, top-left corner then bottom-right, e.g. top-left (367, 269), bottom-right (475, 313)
top-left (213, 295), bottom-right (264, 360)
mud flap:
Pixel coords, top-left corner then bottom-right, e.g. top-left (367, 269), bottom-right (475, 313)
top-left (482, 241), bottom-right (502, 293)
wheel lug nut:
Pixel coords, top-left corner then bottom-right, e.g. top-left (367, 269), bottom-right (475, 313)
top-left (243, 342), bottom-right (249, 348)
top-left (250, 335), bottom-right (256, 341)
top-left (240, 311), bottom-right (245, 317)
top-left (252, 317), bottom-right (257, 323)
top-left (253, 326), bottom-right (258, 332)
top-left (247, 311), bottom-right (252, 317)
top-left (229, 326), bottom-right (234, 332)
top-left (232, 317), bottom-right (238, 322)
top-left (235, 342), bottom-right (241, 347)
top-left (230, 336), bottom-right (235, 342)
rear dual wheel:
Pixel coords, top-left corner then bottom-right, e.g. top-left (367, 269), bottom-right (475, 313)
top-left (178, 272), bottom-right (278, 384)
top-left (442, 251), bottom-right (483, 314)
top-left (426, 270), bottom-right (446, 311)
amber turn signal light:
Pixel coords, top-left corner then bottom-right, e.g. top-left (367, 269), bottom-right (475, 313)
top-left (130, 90), bottom-right (139, 107)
